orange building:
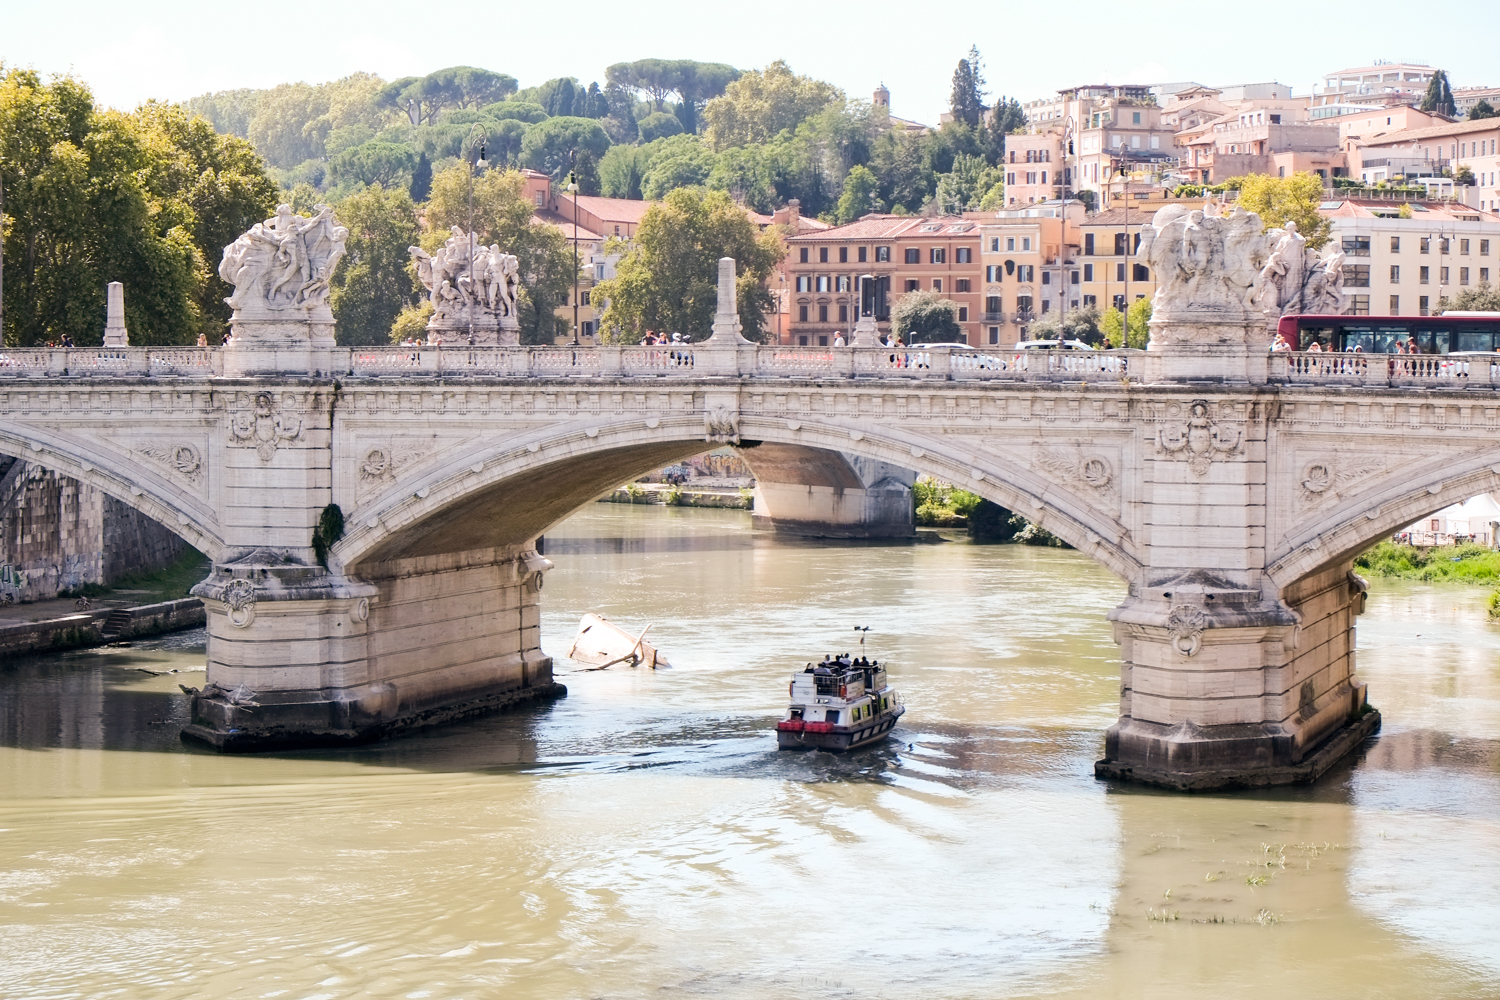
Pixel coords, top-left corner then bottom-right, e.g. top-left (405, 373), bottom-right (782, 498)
top-left (782, 217), bottom-right (982, 346)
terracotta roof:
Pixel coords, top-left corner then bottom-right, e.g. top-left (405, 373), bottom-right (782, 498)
top-left (1077, 207), bottom-right (1162, 226)
top-left (785, 216), bottom-right (973, 242)
top-left (1360, 118), bottom-right (1500, 145)
top-left (533, 210), bottom-right (603, 241)
top-left (562, 195), bottom-right (653, 225)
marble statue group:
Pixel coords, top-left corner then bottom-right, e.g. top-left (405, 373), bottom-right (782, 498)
top-left (410, 228), bottom-right (521, 335)
top-left (219, 204), bottom-right (348, 319)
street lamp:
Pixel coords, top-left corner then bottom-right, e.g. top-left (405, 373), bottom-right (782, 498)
top-left (1109, 162), bottom-right (1132, 338)
top-left (465, 123), bottom-right (488, 346)
top-left (568, 148), bottom-right (580, 347)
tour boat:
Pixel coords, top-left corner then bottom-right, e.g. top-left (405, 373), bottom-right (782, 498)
top-left (776, 641), bottom-right (904, 751)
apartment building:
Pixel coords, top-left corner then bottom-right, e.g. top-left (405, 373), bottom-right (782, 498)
top-left (1178, 118), bottom-right (1342, 184)
top-left (1075, 100), bottom-right (1179, 205)
top-left (782, 217), bottom-right (982, 346)
top-left (1075, 207), bottom-right (1160, 315)
top-left (1321, 200), bottom-right (1500, 317)
top-left (1353, 119), bottom-right (1500, 213)
top-left (1002, 131), bottom-right (1067, 206)
top-left (973, 201), bottom-right (1085, 345)
top-left (1311, 62), bottom-right (1438, 110)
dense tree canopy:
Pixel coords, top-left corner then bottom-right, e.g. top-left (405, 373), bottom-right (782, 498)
top-left (1235, 172), bottom-right (1333, 250)
top-left (518, 116), bottom-right (611, 179)
top-left (950, 46), bottom-right (986, 129)
top-left (329, 184), bottom-right (421, 345)
top-left (1420, 70), bottom-right (1456, 118)
top-left (891, 291), bottom-right (960, 343)
top-left (2, 69), bottom-right (277, 346)
top-left (701, 60), bottom-right (843, 149)
top-left (593, 188), bottom-right (781, 343)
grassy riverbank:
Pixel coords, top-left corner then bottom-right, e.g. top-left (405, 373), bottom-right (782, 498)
top-left (1354, 541), bottom-right (1500, 583)
top-left (61, 548), bottom-right (211, 604)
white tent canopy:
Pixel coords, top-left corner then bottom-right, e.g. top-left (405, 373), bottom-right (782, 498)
top-left (1399, 493), bottom-right (1500, 544)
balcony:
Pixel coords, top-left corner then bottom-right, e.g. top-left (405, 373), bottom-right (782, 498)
top-left (981, 312), bottom-right (1005, 323)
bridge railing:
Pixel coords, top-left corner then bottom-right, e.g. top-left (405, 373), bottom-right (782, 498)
top-left (1271, 351), bottom-right (1500, 388)
top-left (0, 347), bottom-right (219, 377)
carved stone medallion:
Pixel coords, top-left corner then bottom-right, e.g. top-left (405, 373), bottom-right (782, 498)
top-left (138, 442), bottom-right (203, 483)
top-left (229, 392), bottom-right (302, 462)
top-left (1158, 400), bottom-right (1241, 475)
top-left (220, 578), bottom-right (257, 629)
top-left (1166, 604), bottom-right (1208, 657)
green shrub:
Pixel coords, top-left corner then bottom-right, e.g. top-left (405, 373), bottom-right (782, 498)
top-left (1355, 540), bottom-right (1500, 582)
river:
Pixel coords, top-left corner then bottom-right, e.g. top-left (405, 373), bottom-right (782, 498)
top-left (2, 504), bottom-right (1498, 999)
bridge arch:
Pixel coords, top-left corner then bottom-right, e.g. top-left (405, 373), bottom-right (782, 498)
top-left (0, 427), bottom-right (224, 559)
top-left (1268, 447), bottom-right (1500, 589)
top-left (331, 411), bottom-right (1144, 583)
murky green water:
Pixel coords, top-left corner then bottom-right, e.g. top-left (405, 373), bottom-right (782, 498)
top-left (2, 504), bottom-right (1498, 999)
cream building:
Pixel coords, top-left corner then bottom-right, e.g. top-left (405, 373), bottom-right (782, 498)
top-left (972, 201), bottom-right (1086, 345)
top-left (1321, 200), bottom-right (1500, 316)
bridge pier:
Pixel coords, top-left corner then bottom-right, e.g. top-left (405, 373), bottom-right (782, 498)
top-left (738, 444), bottom-right (915, 539)
top-left (184, 545), bottom-right (561, 750)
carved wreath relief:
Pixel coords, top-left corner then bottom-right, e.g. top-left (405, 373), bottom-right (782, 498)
top-left (220, 578), bottom-right (257, 628)
top-left (1158, 400), bottom-right (1241, 475)
top-left (138, 443), bottom-right (203, 483)
top-left (1034, 443), bottom-right (1116, 499)
top-left (229, 392), bottom-right (302, 462)
top-left (1166, 604), bottom-right (1208, 657)
top-left (704, 405), bottom-right (740, 444)
top-left (1298, 456), bottom-right (1386, 506)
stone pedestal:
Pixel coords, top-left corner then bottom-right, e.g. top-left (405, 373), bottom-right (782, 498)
top-left (221, 318), bottom-right (338, 376)
top-left (851, 315), bottom-right (882, 347)
top-left (425, 314), bottom-right (520, 347)
top-left (103, 281), bottom-right (129, 347)
top-left (183, 546), bottom-right (563, 750)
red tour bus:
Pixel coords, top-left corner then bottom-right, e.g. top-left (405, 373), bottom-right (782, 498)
top-left (1277, 313), bottom-right (1500, 353)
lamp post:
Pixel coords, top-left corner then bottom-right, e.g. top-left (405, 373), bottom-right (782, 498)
top-left (568, 148), bottom-right (580, 346)
top-left (465, 124), bottom-right (488, 346)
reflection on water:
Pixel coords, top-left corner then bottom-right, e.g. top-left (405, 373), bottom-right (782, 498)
top-left (1, 504), bottom-right (1498, 999)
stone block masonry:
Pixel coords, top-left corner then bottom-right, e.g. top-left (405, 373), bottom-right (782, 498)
top-left (1, 460), bottom-right (187, 603)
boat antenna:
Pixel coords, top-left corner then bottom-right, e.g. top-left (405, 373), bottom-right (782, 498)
top-left (854, 625), bottom-right (871, 649)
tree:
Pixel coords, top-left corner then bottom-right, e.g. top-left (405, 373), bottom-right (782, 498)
top-left (1420, 70), bottom-right (1457, 118)
top-left (581, 82), bottom-right (609, 119)
top-left (130, 100), bottom-right (279, 341)
top-left (672, 62), bottom-right (739, 134)
top-left (1, 70), bottom-right (205, 346)
top-left (410, 151), bottom-right (432, 201)
top-left (835, 165), bottom-right (880, 222)
top-left (377, 67), bottom-right (516, 126)
top-left (183, 87), bottom-right (261, 137)
top-left (599, 144), bottom-right (647, 199)
top-left (707, 145), bottom-right (778, 213)
top-left (247, 81), bottom-right (327, 167)
top-left (1440, 281), bottom-right (1500, 313)
top-left (1025, 304), bottom-right (1102, 344)
top-left (949, 46), bottom-right (986, 129)
top-left (593, 187), bottom-right (781, 342)
top-left (1235, 172), bottom-right (1333, 250)
top-left (986, 96), bottom-right (1026, 165)
top-left (891, 291), bottom-right (960, 343)
top-left (1098, 297), bottom-right (1152, 348)
top-left (868, 126), bottom-right (932, 213)
top-left (424, 166), bottom-right (577, 345)
top-left (518, 116), bottom-right (610, 179)
top-left (329, 184), bottom-right (422, 345)
top-left (639, 134), bottom-right (715, 199)
top-left (573, 148), bottom-right (601, 196)
top-left (1471, 99), bottom-right (1497, 121)
top-left (606, 59), bottom-right (681, 112)
top-left (700, 61), bottom-right (843, 149)
top-left (328, 141), bottom-right (416, 189)
top-left (1455, 164), bottom-right (1476, 186)
top-left (934, 152), bottom-right (1002, 214)
top-left (482, 100), bottom-right (549, 124)
top-left (439, 67), bottom-right (517, 109)
top-left (600, 82), bottom-right (639, 144)
top-left (637, 111), bottom-right (684, 142)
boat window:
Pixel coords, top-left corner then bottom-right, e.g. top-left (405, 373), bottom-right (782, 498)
top-left (826, 710), bottom-right (840, 724)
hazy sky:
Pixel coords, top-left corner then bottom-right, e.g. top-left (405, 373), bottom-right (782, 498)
top-left (7, 0), bottom-right (1498, 123)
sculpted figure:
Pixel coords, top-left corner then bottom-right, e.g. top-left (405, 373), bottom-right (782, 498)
top-left (220, 203), bottom-right (347, 316)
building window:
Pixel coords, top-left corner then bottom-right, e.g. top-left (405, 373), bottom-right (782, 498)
top-left (838, 304), bottom-right (848, 322)
top-left (1420, 238), bottom-right (1430, 254)
top-left (798, 305), bottom-right (808, 321)
top-left (534, 191), bottom-right (544, 207)
top-left (1482, 240), bottom-right (1491, 255)
top-left (1018, 265), bottom-right (1034, 282)
top-left (816, 276), bottom-right (830, 293)
top-left (1461, 239), bottom-right (1470, 255)
top-left (876, 246), bottom-right (890, 262)
top-left (1006, 237), bottom-right (1016, 251)
top-left (930, 248), bottom-right (946, 264)
top-left (1070, 271), bottom-right (1079, 285)
top-left (798, 335), bottom-right (808, 346)
top-left (818, 305), bottom-right (828, 322)
top-left (904, 248), bottom-right (920, 264)
top-left (1461, 267), bottom-right (1470, 285)
top-left (1440, 267), bottom-right (1450, 284)
top-left (1440, 238), bottom-right (1451, 254)
top-left (905, 279), bottom-right (919, 292)
top-left (1114, 233), bottom-right (1128, 255)
top-left (990, 237), bottom-right (1000, 252)
top-left (1133, 263), bottom-right (1149, 282)
top-left (582, 321), bottom-right (596, 337)
top-left (1021, 238), bottom-right (1031, 251)
top-left (1084, 233), bottom-right (1094, 255)
top-left (956, 247), bottom-right (972, 263)
top-left (1390, 265), bottom-right (1400, 283)
top-left (1419, 266), bottom-right (1430, 284)
top-left (819, 247), bottom-right (829, 263)
top-left (1041, 300), bottom-right (1051, 314)
top-left (1389, 294), bottom-right (1400, 314)
top-left (985, 265), bottom-right (1001, 282)
top-left (839, 246), bottom-right (848, 263)
top-left (1116, 263), bottom-right (1126, 281)
top-left (1344, 294), bottom-right (1370, 315)
top-left (933, 279), bottom-right (943, 292)
top-left (989, 326), bottom-right (999, 344)
top-left (1083, 263), bottom-right (1094, 281)
top-left (956, 279), bottom-right (970, 292)
top-left (985, 295), bottom-right (1002, 315)
top-left (1391, 236), bottom-right (1401, 252)
top-left (799, 247), bottom-right (809, 263)
top-left (1132, 111), bottom-right (1141, 124)
top-left (858, 246), bottom-right (868, 263)
top-left (836, 275), bottom-right (850, 292)
top-left (581, 291), bottom-right (591, 306)
top-left (1483, 268), bottom-right (1492, 283)
top-left (819, 335), bottom-right (828, 346)
top-left (1342, 264), bottom-right (1371, 287)
top-left (614, 226), bottom-right (621, 236)
top-left (1419, 295), bottom-right (1430, 315)
top-left (1083, 294), bottom-right (1097, 306)
top-left (795, 276), bottom-right (810, 292)
top-left (1342, 236), bottom-right (1371, 256)
top-left (1042, 272), bottom-right (1051, 285)
top-left (958, 306), bottom-right (969, 321)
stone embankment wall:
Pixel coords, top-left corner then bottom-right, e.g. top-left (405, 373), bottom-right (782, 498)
top-left (0, 459), bottom-right (188, 603)
top-left (599, 486), bottom-right (752, 509)
top-left (0, 598), bottom-right (206, 658)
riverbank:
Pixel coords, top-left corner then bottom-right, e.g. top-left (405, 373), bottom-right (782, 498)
top-left (599, 483), bottom-right (753, 509)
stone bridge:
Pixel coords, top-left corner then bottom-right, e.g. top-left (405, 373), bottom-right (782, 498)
top-left (2, 209), bottom-right (1494, 790)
